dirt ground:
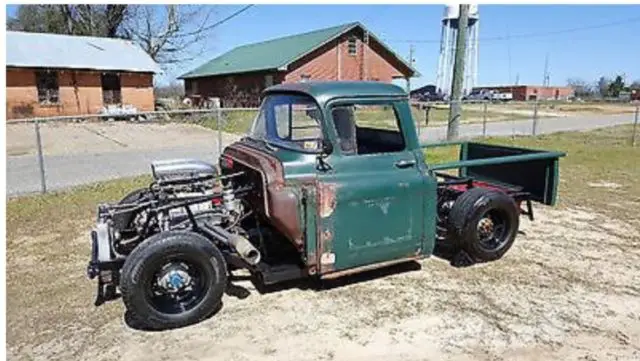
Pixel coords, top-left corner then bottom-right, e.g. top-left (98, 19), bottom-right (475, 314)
top-left (6, 205), bottom-right (640, 361)
top-left (6, 122), bottom-right (240, 157)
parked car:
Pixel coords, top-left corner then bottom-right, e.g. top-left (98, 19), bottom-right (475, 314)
top-left (464, 89), bottom-right (513, 102)
top-left (86, 81), bottom-right (565, 330)
top-left (414, 91), bottom-right (446, 102)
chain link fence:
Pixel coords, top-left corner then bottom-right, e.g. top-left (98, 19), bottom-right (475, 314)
top-left (7, 101), bottom-right (639, 197)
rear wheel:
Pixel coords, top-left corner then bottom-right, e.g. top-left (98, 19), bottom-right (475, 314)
top-left (120, 231), bottom-right (227, 330)
top-left (448, 188), bottom-right (520, 262)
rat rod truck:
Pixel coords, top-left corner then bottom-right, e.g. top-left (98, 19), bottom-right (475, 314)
top-left (86, 81), bottom-right (565, 330)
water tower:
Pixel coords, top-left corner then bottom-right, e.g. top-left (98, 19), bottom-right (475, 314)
top-left (435, 5), bottom-right (479, 96)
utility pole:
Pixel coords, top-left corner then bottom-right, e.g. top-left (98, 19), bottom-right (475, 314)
top-left (406, 44), bottom-right (414, 94)
top-left (447, 4), bottom-right (469, 140)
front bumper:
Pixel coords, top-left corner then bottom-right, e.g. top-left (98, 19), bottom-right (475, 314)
top-left (87, 225), bottom-right (124, 306)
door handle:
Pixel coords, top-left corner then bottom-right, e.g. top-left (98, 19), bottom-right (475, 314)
top-left (395, 159), bottom-right (416, 168)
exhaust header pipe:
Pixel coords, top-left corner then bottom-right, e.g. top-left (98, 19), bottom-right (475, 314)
top-left (227, 233), bottom-right (261, 265)
top-left (201, 223), bottom-right (261, 265)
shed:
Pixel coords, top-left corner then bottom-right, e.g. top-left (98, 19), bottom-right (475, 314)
top-left (6, 31), bottom-right (160, 119)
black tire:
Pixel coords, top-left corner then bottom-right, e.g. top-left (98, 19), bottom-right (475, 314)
top-left (120, 231), bottom-right (227, 330)
top-left (119, 188), bottom-right (149, 205)
top-left (448, 187), bottom-right (519, 262)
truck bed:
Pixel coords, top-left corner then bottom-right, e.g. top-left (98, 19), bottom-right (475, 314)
top-left (422, 141), bottom-right (566, 205)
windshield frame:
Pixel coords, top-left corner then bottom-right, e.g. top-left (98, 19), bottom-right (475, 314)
top-left (247, 92), bottom-right (326, 154)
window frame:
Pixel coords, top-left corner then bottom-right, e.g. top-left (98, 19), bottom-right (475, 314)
top-left (101, 72), bottom-right (122, 105)
top-left (35, 70), bottom-right (60, 105)
top-left (248, 93), bottom-right (326, 154)
top-left (328, 100), bottom-right (408, 156)
top-left (347, 36), bottom-right (358, 56)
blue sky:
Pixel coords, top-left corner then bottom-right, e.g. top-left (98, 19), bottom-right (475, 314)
top-left (7, 4), bottom-right (640, 89)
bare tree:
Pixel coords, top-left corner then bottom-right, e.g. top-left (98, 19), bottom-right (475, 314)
top-left (154, 81), bottom-right (185, 99)
top-left (122, 5), bottom-right (252, 65)
top-left (567, 78), bottom-right (595, 98)
top-left (8, 4), bottom-right (253, 67)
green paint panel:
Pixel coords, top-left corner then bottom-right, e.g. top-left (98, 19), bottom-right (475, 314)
top-left (230, 82), bottom-right (564, 276)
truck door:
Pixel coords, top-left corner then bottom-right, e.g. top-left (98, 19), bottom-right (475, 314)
top-left (315, 100), bottom-right (433, 274)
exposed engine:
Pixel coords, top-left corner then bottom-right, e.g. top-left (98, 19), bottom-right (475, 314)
top-left (88, 159), bottom-right (263, 288)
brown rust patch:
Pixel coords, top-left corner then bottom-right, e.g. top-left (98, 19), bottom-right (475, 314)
top-left (318, 226), bottom-right (335, 273)
top-left (268, 188), bottom-right (303, 247)
top-left (318, 182), bottom-right (337, 218)
top-left (223, 143), bottom-right (303, 244)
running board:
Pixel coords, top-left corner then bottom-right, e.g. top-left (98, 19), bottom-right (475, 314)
top-left (259, 263), bottom-right (306, 285)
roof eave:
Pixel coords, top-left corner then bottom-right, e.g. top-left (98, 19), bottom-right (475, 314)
top-left (178, 66), bottom-right (285, 80)
top-left (7, 63), bottom-right (160, 74)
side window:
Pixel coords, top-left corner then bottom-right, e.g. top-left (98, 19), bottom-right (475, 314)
top-left (331, 104), bottom-right (406, 155)
top-left (274, 103), bottom-right (322, 141)
top-left (36, 70), bottom-right (59, 104)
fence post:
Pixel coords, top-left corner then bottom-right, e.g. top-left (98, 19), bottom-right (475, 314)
top-left (216, 108), bottom-right (223, 156)
top-left (632, 105), bottom-right (639, 147)
top-left (482, 102), bottom-right (488, 138)
top-left (34, 119), bottom-right (47, 194)
top-left (532, 98), bottom-right (539, 136)
top-left (424, 105), bottom-right (431, 128)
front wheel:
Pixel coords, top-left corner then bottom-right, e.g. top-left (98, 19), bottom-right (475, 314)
top-left (120, 231), bottom-right (227, 330)
top-left (447, 188), bottom-right (520, 262)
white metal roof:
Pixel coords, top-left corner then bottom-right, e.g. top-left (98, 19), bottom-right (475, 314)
top-left (6, 31), bottom-right (161, 73)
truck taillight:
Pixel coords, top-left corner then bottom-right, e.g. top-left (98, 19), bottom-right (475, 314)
top-left (220, 156), bottom-right (234, 169)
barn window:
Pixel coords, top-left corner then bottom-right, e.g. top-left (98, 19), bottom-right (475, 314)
top-left (348, 36), bottom-right (357, 56)
top-left (35, 70), bottom-right (59, 104)
top-left (101, 73), bottom-right (122, 105)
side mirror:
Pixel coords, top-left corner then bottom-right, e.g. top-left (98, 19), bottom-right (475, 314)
top-left (316, 139), bottom-right (333, 172)
top-left (321, 139), bottom-right (333, 156)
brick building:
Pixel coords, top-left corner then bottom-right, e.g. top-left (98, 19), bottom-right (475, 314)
top-left (472, 85), bottom-right (574, 101)
top-left (6, 31), bottom-right (160, 119)
top-left (179, 22), bottom-right (418, 107)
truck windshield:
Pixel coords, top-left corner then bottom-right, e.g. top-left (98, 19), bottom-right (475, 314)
top-left (248, 94), bottom-right (323, 152)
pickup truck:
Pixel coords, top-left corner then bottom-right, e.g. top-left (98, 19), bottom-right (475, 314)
top-left (86, 81), bottom-right (565, 330)
top-left (464, 89), bottom-right (513, 102)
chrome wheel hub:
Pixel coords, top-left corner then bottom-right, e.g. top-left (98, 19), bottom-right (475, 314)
top-left (477, 217), bottom-right (494, 239)
top-left (158, 265), bottom-right (192, 293)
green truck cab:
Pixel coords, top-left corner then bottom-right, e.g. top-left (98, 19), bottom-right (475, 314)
top-left (87, 81), bottom-right (565, 330)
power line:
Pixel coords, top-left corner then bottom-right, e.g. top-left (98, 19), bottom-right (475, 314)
top-left (385, 15), bottom-right (640, 44)
top-left (199, 4), bottom-right (255, 33)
